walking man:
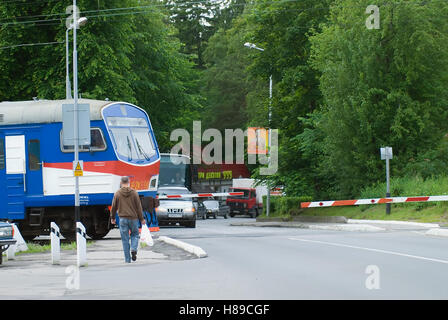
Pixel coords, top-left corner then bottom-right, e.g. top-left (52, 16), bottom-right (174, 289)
top-left (110, 176), bottom-right (146, 263)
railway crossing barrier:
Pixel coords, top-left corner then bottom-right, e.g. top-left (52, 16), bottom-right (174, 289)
top-left (301, 195), bottom-right (448, 208)
top-left (157, 191), bottom-right (244, 200)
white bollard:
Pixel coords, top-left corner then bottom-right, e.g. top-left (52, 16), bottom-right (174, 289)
top-left (76, 222), bottom-right (87, 267)
top-left (6, 243), bottom-right (15, 260)
top-left (50, 222), bottom-right (61, 265)
top-left (6, 224), bottom-right (28, 260)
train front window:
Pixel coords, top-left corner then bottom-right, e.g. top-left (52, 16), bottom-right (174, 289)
top-left (132, 128), bottom-right (155, 160)
top-left (107, 117), bottom-right (147, 127)
top-left (110, 128), bottom-right (138, 161)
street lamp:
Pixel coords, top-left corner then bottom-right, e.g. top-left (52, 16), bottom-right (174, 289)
top-left (244, 42), bottom-right (272, 126)
top-left (66, 17), bottom-right (87, 100)
top-left (244, 42), bottom-right (273, 217)
top-left (244, 42), bottom-right (265, 52)
top-left (72, 1), bottom-right (86, 224)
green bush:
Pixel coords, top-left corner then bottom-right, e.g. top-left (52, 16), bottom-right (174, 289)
top-left (262, 195), bottom-right (312, 216)
top-left (359, 175), bottom-right (448, 210)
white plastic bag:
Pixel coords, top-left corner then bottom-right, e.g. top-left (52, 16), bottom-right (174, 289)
top-left (140, 223), bottom-right (154, 247)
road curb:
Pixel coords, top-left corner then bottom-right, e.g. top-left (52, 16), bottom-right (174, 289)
top-left (307, 224), bottom-right (385, 232)
top-left (158, 236), bottom-right (208, 258)
top-left (257, 216), bottom-right (347, 224)
top-left (348, 219), bottom-right (439, 228)
top-left (230, 222), bottom-right (385, 232)
top-left (425, 228), bottom-right (448, 238)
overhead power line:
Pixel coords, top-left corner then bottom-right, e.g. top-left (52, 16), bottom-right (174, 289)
top-left (0, 0), bottom-right (445, 49)
top-left (0, 40), bottom-right (64, 50)
top-left (0, 0), bottom-right (445, 27)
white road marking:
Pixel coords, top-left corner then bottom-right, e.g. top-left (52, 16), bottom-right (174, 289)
top-left (288, 237), bottom-right (448, 265)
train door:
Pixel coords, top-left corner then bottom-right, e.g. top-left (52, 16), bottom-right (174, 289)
top-left (4, 134), bottom-right (26, 220)
top-left (1, 129), bottom-right (43, 221)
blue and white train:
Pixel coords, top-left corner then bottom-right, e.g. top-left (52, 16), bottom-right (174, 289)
top-left (0, 99), bottom-right (160, 240)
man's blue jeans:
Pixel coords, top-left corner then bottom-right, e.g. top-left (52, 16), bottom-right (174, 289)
top-left (119, 218), bottom-right (140, 263)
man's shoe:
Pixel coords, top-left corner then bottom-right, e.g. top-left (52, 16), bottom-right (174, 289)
top-left (131, 250), bottom-right (137, 262)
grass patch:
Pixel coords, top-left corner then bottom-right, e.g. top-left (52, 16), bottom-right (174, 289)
top-left (360, 175), bottom-right (448, 199)
top-left (300, 204), bottom-right (448, 223)
top-left (16, 241), bottom-right (94, 255)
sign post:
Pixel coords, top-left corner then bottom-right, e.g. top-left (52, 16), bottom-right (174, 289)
top-left (380, 147), bottom-right (393, 214)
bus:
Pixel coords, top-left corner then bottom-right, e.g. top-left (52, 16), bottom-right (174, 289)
top-left (159, 153), bottom-right (192, 191)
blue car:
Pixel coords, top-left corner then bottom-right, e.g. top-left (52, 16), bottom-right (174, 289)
top-left (0, 222), bottom-right (16, 265)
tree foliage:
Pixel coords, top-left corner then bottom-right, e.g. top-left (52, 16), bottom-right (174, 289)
top-left (2, 0), bottom-right (448, 199)
top-left (306, 0), bottom-right (448, 198)
top-left (0, 0), bottom-right (203, 150)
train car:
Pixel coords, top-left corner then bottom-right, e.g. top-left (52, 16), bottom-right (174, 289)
top-left (0, 99), bottom-right (160, 240)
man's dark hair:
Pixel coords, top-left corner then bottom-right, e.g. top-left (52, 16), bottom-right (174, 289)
top-left (121, 176), bottom-right (130, 185)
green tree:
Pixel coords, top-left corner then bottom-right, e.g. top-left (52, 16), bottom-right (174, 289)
top-left (0, 0), bottom-right (204, 150)
top-left (307, 0), bottom-right (448, 198)
top-left (129, 3), bottom-right (204, 149)
top-left (164, 0), bottom-right (220, 69)
top-left (242, 0), bottom-right (333, 195)
top-left (202, 16), bottom-right (253, 130)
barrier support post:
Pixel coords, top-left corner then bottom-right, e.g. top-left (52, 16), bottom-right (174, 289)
top-left (51, 222), bottom-right (61, 265)
top-left (386, 157), bottom-right (391, 215)
top-left (76, 222), bottom-right (87, 267)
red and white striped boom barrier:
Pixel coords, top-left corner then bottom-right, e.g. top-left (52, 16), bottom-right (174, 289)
top-left (301, 195), bottom-right (448, 208)
top-left (157, 192), bottom-right (244, 200)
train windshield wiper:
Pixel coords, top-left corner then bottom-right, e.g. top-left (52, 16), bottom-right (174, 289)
top-left (136, 139), bottom-right (150, 160)
top-left (126, 136), bottom-right (133, 161)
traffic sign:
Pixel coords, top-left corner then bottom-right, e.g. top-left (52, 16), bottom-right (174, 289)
top-left (380, 147), bottom-right (393, 160)
top-left (62, 103), bottom-right (91, 147)
top-left (73, 160), bottom-right (83, 177)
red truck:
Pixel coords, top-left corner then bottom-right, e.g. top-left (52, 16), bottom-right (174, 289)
top-left (226, 179), bottom-right (267, 218)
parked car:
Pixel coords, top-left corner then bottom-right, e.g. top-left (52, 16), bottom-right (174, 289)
top-left (0, 222), bottom-right (16, 265)
top-left (197, 199), bottom-right (230, 219)
top-left (156, 187), bottom-right (196, 228)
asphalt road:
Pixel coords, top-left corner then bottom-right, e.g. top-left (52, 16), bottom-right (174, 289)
top-left (130, 217), bottom-right (448, 299)
top-left (1, 216), bottom-right (448, 299)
